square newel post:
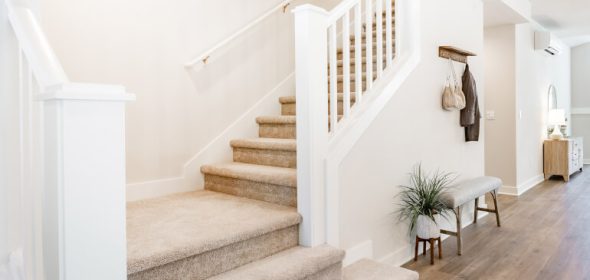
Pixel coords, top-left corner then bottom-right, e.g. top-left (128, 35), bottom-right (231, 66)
top-left (293, 5), bottom-right (329, 247)
top-left (39, 83), bottom-right (135, 280)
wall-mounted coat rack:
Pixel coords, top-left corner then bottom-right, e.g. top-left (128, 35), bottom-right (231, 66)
top-left (439, 46), bottom-right (477, 64)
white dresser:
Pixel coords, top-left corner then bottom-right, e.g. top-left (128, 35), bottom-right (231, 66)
top-left (543, 137), bottom-right (584, 181)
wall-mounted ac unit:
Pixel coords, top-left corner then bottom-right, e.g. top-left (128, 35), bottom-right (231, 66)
top-left (535, 31), bottom-right (562, 55)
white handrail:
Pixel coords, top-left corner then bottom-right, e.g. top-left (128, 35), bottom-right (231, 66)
top-left (185, 0), bottom-right (293, 70)
top-left (6, 2), bottom-right (69, 88)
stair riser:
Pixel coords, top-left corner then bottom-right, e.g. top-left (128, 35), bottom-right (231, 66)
top-left (233, 147), bottom-right (296, 168)
top-left (205, 174), bottom-right (296, 207)
top-left (282, 101), bottom-right (356, 116)
top-left (259, 123), bottom-right (296, 139)
top-left (128, 226), bottom-right (299, 280)
top-left (337, 48), bottom-right (393, 60)
top-left (351, 31), bottom-right (396, 42)
top-left (307, 262), bottom-right (343, 280)
top-left (336, 64), bottom-right (378, 75)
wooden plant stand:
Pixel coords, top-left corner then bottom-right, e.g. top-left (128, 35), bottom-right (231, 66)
top-left (414, 236), bottom-right (442, 265)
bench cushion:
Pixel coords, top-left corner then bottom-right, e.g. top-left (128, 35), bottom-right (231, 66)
top-left (440, 176), bottom-right (502, 208)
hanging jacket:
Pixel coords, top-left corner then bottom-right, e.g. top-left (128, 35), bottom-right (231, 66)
top-left (460, 64), bottom-right (481, 142)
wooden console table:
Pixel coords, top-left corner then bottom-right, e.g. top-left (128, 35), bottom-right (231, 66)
top-left (543, 138), bottom-right (584, 181)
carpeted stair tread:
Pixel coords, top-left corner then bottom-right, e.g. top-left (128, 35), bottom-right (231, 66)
top-left (127, 190), bottom-right (301, 275)
top-left (231, 138), bottom-right (296, 151)
top-left (201, 162), bottom-right (296, 188)
top-left (343, 259), bottom-right (419, 280)
top-left (210, 245), bottom-right (345, 280)
top-left (256, 115), bottom-right (296, 125)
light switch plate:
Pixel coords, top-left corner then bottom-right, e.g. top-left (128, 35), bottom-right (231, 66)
top-left (486, 110), bottom-right (496, 120)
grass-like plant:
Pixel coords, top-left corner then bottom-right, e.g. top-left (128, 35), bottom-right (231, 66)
top-left (397, 164), bottom-right (455, 236)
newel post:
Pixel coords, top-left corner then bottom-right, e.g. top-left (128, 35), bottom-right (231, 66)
top-left (39, 83), bottom-right (134, 280)
top-left (293, 5), bottom-right (329, 247)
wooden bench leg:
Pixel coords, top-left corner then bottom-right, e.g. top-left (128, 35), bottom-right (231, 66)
top-left (473, 197), bottom-right (479, 224)
top-left (423, 240), bottom-right (426, 256)
top-left (491, 190), bottom-right (501, 227)
top-left (456, 206), bottom-right (462, 256)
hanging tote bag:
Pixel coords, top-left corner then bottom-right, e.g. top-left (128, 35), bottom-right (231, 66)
top-left (441, 58), bottom-right (466, 111)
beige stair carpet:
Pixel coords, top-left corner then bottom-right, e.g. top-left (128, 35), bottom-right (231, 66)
top-left (343, 259), bottom-right (419, 280)
top-left (210, 246), bottom-right (345, 280)
top-left (127, 191), bottom-right (300, 279)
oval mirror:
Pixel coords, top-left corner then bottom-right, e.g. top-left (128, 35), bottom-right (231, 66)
top-left (548, 85), bottom-right (557, 110)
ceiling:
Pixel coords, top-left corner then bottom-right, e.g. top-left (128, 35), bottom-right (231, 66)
top-left (531, 0), bottom-right (590, 46)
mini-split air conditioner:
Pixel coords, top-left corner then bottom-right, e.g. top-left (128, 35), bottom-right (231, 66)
top-left (535, 31), bottom-right (562, 56)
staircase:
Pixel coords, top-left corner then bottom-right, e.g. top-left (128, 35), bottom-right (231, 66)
top-left (125, 3), bottom-right (401, 280)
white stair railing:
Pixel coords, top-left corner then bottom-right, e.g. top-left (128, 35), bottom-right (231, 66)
top-left (293, 0), bottom-right (420, 247)
top-left (6, 2), bottom-right (134, 279)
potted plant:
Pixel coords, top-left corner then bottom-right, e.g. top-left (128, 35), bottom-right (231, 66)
top-left (398, 164), bottom-right (454, 239)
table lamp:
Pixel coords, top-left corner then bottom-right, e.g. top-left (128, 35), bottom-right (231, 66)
top-left (548, 109), bottom-right (566, 140)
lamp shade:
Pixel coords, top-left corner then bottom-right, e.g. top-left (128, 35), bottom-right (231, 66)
top-left (548, 109), bottom-right (566, 126)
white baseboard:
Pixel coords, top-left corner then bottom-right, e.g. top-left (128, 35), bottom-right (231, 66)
top-left (126, 73), bottom-right (294, 201)
top-left (344, 205), bottom-right (490, 269)
top-left (584, 159), bottom-right (590, 165)
top-left (126, 177), bottom-right (190, 202)
top-left (378, 210), bottom-right (489, 267)
top-left (343, 240), bottom-right (374, 266)
top-left (498, 174), bottom-right (544, 197)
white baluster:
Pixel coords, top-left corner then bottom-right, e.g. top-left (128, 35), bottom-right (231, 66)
top-left (354, 3), bottom-right (362, 104)
top-left (375, 0), bottom-right (383, 77)
top-left (342, 11), bottom-right (351, 118)
top-left (385, 0), bottom-right (393, 66)
top-left (364, 0), bottom-right (373, 90)
top-left (329, 24), bottom-right (338, 131)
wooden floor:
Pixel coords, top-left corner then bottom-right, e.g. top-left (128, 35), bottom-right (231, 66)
top-left (403, 168), bottom-right (590, 280)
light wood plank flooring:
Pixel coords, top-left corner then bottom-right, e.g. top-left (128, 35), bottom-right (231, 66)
top-left (403, 167), bottom-right (590, 279)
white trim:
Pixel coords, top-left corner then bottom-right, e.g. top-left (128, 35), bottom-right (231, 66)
top-left (585, 159), bottom-right (590, 165)
top-left (498, 174), bottom-right (544, 196)
top-left (126, 73), bottom-right (294, 201)
top-left (325, 0), bottom-right (421, 247)
top-left (343, 240), bottom-right (373, 266)
top-left (498, 185), bottom-right (518, 196)
top-left (571, 107), bottom-right (590, 115)
top-left (126, 177), bottom-right (187, 202)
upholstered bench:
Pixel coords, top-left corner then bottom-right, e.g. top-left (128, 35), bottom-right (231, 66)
top-left (439, 176), bottom-right (502, 255)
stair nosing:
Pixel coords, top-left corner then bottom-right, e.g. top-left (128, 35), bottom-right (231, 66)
top-left (201, 162), bottom-right (297, 188)
top-left (230, 138), bottom-right (296, 151)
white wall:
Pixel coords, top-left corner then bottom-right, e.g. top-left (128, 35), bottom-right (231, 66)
top-left (0, 0), bottom-right (23, 268)
top-left (38, 0), bottom-right (304, 187)
top-left (515, 23), bottom-right (571, 186)
top-left (484, 22), bottom-right (571, 194)
top-left (337, 0), bottom-right (485, 265)
top-left (484, 25), bottom-right (517, 187)
top-left (571, 43), bottom-right (590, 162)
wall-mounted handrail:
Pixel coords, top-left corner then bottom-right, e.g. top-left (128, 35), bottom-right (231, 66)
top-left (184, 0), bottom-right (293, 71)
